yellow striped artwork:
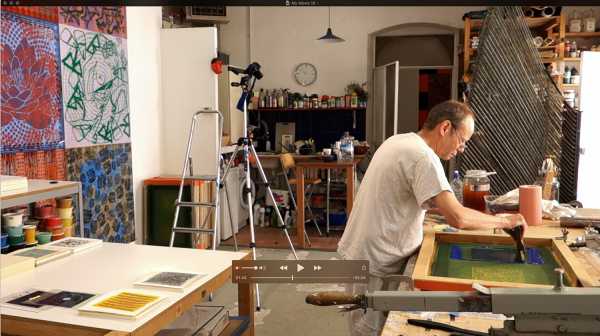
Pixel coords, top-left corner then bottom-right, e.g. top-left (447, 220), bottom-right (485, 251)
top-left (93, 292), bottom-right (159, 312)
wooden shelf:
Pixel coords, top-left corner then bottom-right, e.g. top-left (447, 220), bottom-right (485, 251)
top-left (469, 16), bottom-right (560, 30)
top-left (550, 31), bottom-right (600, 38)
top-left (541, 57), bottom-right (563, 63)
top-left (565, 31), bottom-right (600, 38)
top-left (564, 57), bottom-right (581, 62)
top-left (249, 107), bottom-right (366, 112)
top-left (562, 83), bottom-right (580, 88)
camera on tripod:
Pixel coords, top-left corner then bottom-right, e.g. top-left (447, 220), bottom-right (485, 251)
top-left (229, 62), bottom-right (263, 80)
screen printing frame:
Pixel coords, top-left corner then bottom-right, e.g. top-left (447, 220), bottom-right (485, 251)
top-left (412, 232), bottom-right (598, 290)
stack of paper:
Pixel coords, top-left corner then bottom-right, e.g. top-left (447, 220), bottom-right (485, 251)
top-left (8, 246), bottom-right (72, 266)
top-left (0, 175), bottom-right (28, 193)
top-left (46, 237), bottom-right (103, 253)
top-left (134, 271), bottom-right (205, 291)
top-left (0, 255), bottom-right (35, 279)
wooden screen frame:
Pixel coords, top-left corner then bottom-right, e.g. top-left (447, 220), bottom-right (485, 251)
top-left (412, 232), bottom-right (598, 290)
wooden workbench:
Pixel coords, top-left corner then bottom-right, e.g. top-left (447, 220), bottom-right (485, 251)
top-left (381, 213), bottom-right (600, 335)
top-left (0, 243), bottom-right (254, 336)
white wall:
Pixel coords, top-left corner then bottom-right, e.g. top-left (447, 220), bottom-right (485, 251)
top-left (126, 7), bottom-right (163, 243)
top-left (220, 6), bottom-right (483, 96)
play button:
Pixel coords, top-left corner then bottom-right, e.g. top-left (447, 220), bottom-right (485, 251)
top-left (297, 264), bottom-right (304, 272)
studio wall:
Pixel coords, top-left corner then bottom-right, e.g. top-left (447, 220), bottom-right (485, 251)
top-left (1, 6), bottom-right (135, 242)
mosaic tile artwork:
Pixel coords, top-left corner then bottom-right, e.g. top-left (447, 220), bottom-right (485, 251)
top-left (1, 11), bottom-right (65, 154)
top-left (67, 144), bottom-right (134, 242)
top-left (2, 6), bottom-right (59, 22)
top-left (59, 6), bottom-right (127, 38)
top-left (59, 24), bottom-right (130, 148)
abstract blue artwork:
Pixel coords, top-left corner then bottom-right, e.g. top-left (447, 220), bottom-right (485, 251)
top-left (66, 143), bottom-right (134, 242)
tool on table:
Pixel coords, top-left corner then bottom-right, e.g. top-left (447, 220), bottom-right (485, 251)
top-left (502, 223), bottom-right (526, 263)
top-left (407, 319), bottom-right (487, 336)
top-left (306, 269), bottom-right (600, 336)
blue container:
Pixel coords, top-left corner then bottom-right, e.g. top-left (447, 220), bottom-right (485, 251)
top-left (329, 212), bottom-right (347, 226)
top-left (6, 225), bottom-right (23, 237)
top-left (1, 234), bottom-right (8, 248)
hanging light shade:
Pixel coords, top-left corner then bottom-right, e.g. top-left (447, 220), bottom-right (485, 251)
top-left (317, 7), bottom-right (345, 43)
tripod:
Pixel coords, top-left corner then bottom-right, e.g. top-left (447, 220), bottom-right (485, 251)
top-left (221, 63), bottom-right (299, 310)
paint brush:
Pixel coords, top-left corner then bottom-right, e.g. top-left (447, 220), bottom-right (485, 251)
top-left (503, 224), bottom-right (526, 263)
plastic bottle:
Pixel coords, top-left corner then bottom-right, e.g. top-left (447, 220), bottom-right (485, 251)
top-left (259, 207), bottom-right (266, 227)
top-left (451, 170), bottom-right (463, 204)
top-left (338, 132), bottom-right (354, 162)
top-left (563, 67), bottom-right (571, 84)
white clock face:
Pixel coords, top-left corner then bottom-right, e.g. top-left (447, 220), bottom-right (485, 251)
top-left (294, 63), bottom-right (317, 86)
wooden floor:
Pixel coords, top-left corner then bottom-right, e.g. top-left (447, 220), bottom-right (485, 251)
top-left (220, 225), bottom-right (343, 251)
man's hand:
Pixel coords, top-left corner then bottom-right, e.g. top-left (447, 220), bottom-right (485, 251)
top-left (497, 213), bottom-right (528, 232)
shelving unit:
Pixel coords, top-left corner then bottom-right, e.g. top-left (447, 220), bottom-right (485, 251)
top-left (463, 15), bottom-right (564, 76)
top-left (0, 179), bottom-right (85, 238)
top-left (249, 107), bottom-right (366, 113)
top-left (464, 11), bottom-right (600, 109)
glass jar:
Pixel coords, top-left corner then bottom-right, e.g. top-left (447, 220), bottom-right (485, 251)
top-left (584, 9), bottom-right (596, 33)
top-left (569, 11), bottom-right (582, 33)
top-left (463, 170), bottom-right (491, 211)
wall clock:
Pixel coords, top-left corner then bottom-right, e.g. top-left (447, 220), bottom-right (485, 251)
top-left (294, 63), bottom-right (317, 86)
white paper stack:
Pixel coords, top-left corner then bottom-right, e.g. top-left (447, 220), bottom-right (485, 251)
top-left (45, 237), bottom-right (103, 253)
top-left (8, 246), bottom-right (72, 266)
top-left (0, 175), bottom-right (28, 193)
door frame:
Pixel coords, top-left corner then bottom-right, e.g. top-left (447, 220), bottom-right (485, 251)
top-left (366, 22), bottom-right (460, 171)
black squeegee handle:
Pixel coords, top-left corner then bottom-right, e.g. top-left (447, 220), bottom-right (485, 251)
top-left (407, 318), bottom-right (489, 336)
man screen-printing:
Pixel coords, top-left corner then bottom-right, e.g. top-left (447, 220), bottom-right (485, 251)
top-left (338, 100), bottom-right (528, 336)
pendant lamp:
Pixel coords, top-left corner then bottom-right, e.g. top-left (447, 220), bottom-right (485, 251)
top-left (317, 7), bottom-right (345, 43)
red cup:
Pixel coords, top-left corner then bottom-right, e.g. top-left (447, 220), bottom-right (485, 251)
top-left (49, 226), bottom-right (64, 235)
top-left (43, 217), bottom-right (62, 230)
top-left (36, 205), bottom-right (54, 218)
top-left (51, 232), bottom-right (65, 241)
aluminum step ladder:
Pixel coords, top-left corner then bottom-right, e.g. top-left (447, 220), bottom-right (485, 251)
top-left (170, 110), bottom-right (224, 250)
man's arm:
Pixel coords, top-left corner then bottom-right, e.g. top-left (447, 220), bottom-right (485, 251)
top-left (433, 191), bottom-right (526, 230)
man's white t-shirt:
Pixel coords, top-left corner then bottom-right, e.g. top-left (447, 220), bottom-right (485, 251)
top-left (338, 133), bottom-right (451, 276)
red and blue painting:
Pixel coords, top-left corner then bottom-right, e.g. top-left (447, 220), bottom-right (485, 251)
top-left (1, 10), bottom-right (64, 154)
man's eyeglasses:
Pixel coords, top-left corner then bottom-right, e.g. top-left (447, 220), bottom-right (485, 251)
top-left (452, 125), bottom-right (468, 150)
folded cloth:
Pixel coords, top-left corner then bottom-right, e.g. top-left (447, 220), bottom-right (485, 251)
top-left (492, 188), bottom-right (577, 220)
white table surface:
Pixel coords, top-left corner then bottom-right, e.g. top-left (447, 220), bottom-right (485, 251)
top-left (0, 243), bottom-right (248, 332)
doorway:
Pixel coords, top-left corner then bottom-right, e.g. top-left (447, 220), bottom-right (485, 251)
top-left (367, 24), bottom-right (460, 148)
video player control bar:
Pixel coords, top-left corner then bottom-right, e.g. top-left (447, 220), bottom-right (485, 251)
top-left (232, 260), bottom-right (369, 283)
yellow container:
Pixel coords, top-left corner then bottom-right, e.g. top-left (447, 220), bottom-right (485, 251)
top-left (56, 197), bottom-right (73, 208)
top-left (63, 226), bottom-right (73, 237)
top-left (57, 207), bottom-right (73, 219)
top-left (61, 217), bottom-right (73, 227)
top-left (23, 225), bottom-right (37, 244)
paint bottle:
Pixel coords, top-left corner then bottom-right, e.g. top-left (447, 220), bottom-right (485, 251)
top-left (451, 170), bottom-right (463, 204)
